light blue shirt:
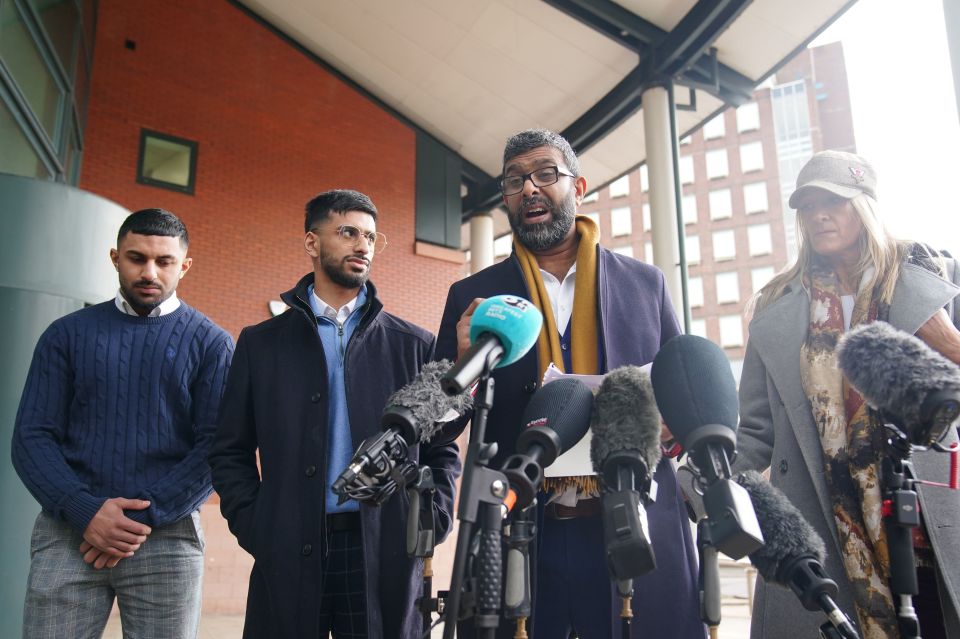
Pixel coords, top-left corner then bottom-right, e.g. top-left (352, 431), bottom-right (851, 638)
top-left (308, 284), bottom-right (368, 514)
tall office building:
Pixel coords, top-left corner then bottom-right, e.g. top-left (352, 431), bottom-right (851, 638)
top-left (522, 42), bottom-right (856, 379)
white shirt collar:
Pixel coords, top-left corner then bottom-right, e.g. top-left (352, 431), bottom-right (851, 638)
top-left (114, 290), bottom-right (181, 317)
top-left (311, 288), bottom-right (360, 325)
top-left (539, 263), bottom-right (577, 335)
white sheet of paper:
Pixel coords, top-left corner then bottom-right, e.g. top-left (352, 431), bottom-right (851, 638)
top-left (542, 362), bottom-right (652, 477)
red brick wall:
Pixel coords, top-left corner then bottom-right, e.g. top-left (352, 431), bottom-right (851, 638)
top-left (80, 0), bottom-right (463, 339)
top-left (80, 0), bottom-right (466, 615)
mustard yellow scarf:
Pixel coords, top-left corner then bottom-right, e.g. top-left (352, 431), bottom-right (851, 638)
top-left (513, 215), bottom-right (600, 378)
top-left (514, 216), bottom-right (600, 497)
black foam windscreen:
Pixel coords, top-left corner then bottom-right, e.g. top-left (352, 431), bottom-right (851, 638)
top-left (838, 321), bottom-right (960, 433)
top-left (589, 366), bottom-right (662, 475)
top-left (520, 377), bottom-right (593, 453)
top-left (383, 359), bottom-right (473, 443)
top-left (737, 470), bottom-right (826, 582)
top-left (650, 334), bottom-right (739, 447)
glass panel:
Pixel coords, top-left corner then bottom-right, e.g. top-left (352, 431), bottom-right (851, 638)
top-left (0, 98), bottom-right (51, 178)
top-left (141, 135), bottom-right (193, 188)
top-left (28, 0), bottom-right (80, 75)
top-left (0, 1), bottom-right (63, 140)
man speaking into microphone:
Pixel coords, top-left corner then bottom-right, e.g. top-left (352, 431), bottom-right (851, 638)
top-left (210, 190), bottom-right (460, 639)
top-left (437, 129), bottom-right (703, 638)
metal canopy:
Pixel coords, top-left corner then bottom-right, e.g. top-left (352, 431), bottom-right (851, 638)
top-left (236, 0), bottom-right (854, 222)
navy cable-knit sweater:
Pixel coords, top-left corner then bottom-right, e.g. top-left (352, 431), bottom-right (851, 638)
top-left (12, 300), bottom-right (233, 532)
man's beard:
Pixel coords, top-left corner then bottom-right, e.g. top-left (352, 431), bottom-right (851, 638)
top-left (508, 192), bottom-right (576, 251)
top-left (322, 253), bottom-right (370, 289)
top-left (120, 280), bottom-right (167, 314)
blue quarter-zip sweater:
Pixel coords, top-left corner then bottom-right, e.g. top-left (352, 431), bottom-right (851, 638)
top-left (12, 300), bottom-right (233, 532)
top-left (308, 284), bottom-right (366, 514)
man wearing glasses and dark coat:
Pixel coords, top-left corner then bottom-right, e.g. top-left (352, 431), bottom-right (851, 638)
top-left (211, 189), bottom-right (461, 638)
top-left (436, 129), bottom-right (705, 638)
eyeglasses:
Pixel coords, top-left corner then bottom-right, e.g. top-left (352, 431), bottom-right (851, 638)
top-left (500, 166), bottom-right (576, 196)
top-left (311, 225), bottom-right (387, 254)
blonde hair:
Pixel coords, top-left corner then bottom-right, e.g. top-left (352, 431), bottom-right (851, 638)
top-left (750, 193), bottom-right (933, 314)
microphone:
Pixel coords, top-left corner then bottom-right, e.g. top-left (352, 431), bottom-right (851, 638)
top-left (838, 321), bottom-right (960, 447)
top-left (650, 334), bottom-right (763, 559)
top-left (440, 295), bottom-right (543, 395)
top-left (500, 377), bottom-right (594, 510)
top-left (737, 471), bottom-right (861, 639)
top-left (589, 365), bottom-right (663, 580)
top-left (333, 360), bottom-right (473, 505)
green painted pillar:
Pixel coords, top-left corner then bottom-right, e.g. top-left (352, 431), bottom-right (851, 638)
top-left (0, 173), bottom-right (128, 637)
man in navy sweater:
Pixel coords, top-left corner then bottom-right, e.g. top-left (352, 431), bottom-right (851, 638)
top-left (12, 208), bottom-right (233, 639)
top-left (211, 190), bottom-right (460, 638)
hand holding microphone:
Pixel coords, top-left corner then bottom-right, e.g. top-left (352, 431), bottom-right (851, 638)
top-left (440, 295), bottom-right (543, 395)
top-left (333, 360), bottom-right (473, 505)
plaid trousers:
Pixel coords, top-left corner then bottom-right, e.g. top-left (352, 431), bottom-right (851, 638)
top-left (22, 510), bottom-right (204, 639)
top-left (318, 526), bottom-right (367, 638)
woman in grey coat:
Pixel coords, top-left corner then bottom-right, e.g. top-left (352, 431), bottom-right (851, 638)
top-left (734, 150), bottom-right (960, 639)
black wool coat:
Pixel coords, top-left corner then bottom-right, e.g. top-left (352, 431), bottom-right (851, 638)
top-left (210, 274), bottom-right (461, 639)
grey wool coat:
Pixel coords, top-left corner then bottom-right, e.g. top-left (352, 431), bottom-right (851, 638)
top-left (733, 262), bottom-right (960, 638)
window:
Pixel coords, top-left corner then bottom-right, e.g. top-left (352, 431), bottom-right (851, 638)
top-left (685, 235), bottom-right (701, 264)
top-left (642, 203), bottom-right (651, 232)
top-left (748, 223), bottom-right (773, 256)
top-left (611, 207), bottom-right (632, 237)
top-left (640, 165), bottom-right (649, 192)
top-left (0, 99), bottom-right (50, 178)
top-left (708, 189), bottom-right (732, 220)
top-left (688, 277), bottom-right (704, 308)
top-left (682, 194), bottom-right (698, 225)
top-left (705, 149), bottom-right (728, 179)
top-left (582, 191), bottom-right (599, 203)
top-left (740, 141), bottom-right (764, 173)
top-left (743, 181), bottom-right (769, 214)
top-left (690, 318), bottom-right (708, 339)
top-left (751, 266), bottom-right (776, 294)
top-left (679, 155), bottom-right (695, 184)
top-left (703, 113), bottom-right (726, 139)
top-left (715, 271), bottom-right (740, 304)
top-left (729, 359), bottom-right (744, 385)
top-left (583, 212), bottom-right (600, 227)
top-left (609, 174), bottom-right (630, 198)
top-left (644, 241), bottom-right (653, 263)
top-left (737, 102), bottom-right (761, 132)
top-left (719, 315), bottom-right (744, 347)
top-left (494, 234), bottom-right (513, 258)
top-left (680, 136), bottom-right (691, 146)
top-left (612, 245), bottom-right (634, 258)
top-left (712, 230), bottom-right (736, 261)
top-left (137, 129), bottom-right (199, 194)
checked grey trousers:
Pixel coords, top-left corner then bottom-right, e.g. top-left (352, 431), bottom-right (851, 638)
top-left (22, 510), bottom-right (205, 639)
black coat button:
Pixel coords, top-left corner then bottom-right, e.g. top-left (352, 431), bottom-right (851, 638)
top-left (311, 392), bottom-right (322, 403)
top-left (779, 459), bottom-right (788, 474)
top-left (305, 465), bottom-right (317, 477)
top-left (523, 381), bottom-right (537, 394)
top-left (561, 343), bottom-right (568, 351)
top-left (301, 544), bottom-right (312, 556)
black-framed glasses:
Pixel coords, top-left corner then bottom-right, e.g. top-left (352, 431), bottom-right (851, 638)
top-left (311, 225), bottom-right (387, 254)
top-left (500, 165), bottom-right (576, 196)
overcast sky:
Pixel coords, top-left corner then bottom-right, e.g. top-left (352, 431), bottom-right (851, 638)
top-left (812, 0), bottom-right (960, 255)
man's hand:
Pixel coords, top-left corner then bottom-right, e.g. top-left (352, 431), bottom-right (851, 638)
top-left (456, 298), bottom-right (485, 359)
top-left (82, 497), bottom-right (152, 564)
top-left (79, 540), bottom-right (124, 569)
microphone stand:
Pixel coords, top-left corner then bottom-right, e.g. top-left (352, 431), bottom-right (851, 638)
top-left (881, 424), bottom-right (922, 639)
top-left (407, 464), bottom-right (442, 632)
top-left (442, 369), bottom-right (509, 639)
top-left (503, 504), bottom-right (534, 639)
top-left (616, 579), bottom-right (633, 639)
top-left (685, 465), bottom-right (721, 639)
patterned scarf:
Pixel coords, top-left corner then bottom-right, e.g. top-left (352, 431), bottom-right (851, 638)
top-left (799, 263), bottom-right (898, 638)
top-left (514, 215), bottom-right (600, 497)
